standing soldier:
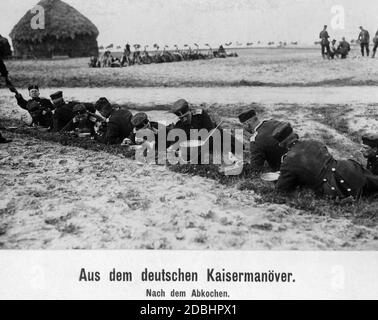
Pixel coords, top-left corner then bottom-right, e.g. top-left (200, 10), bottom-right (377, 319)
top-left (14, 85), bottom-right (54, 127)
top-left (273, 126), bottom-right (378, 199)
top-left (319, 25), bottom-right (331, 59)
top-left (358, 26), bottom-right (370, 57)
top-left (238, 110), bottom-right (289, 172)
top-left (372, 30), bottom-right (378, 58)
top-left (0, 57), bottom-right (11, 143)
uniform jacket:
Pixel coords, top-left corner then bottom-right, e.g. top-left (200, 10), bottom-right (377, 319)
top-left (172, 109), bottom-right (216, 137)
top-left (319, 30), bottom-right (330, 45)
top-left (15, 94), bottom-right (54, 126)
top-left (61, 113), bottom-right (101, 135)
top-left (96, 109), bottom-right (133, 145)
top-left (130, 121), bottom-right (171, 147)
top-left (250, 120), bottom-right (288, 172)
top-left (338, 41), bottom-right (351, 54)
top-left (52, 101), bottom-right (74, 132)
top-left (358, 30), bottom-right (370, 44)
top-left (276, 140), bottom-right (378, 199)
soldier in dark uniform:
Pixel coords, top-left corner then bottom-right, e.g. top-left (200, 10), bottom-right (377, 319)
top-left (14, 85), bottom-right (54, 127)
top-left (238, 110), bottom-right (288, 172)
top-left (129, 112), bottom-right (170, 147)
top-left (61, 104), bottom-right (102, 135)
top-left (273, 125), bottom-right (378, 199)
top-left (361, 134), bottom-right (378, 175)
top-left (0, 57), bottom-right (11, 143)
top-left (337, 37), bottom-right (351, 59)
top-left (358, 26), bottom-right (370, 57)
top-left (94, 97), bottom-right (133, 145)
top-left (169, 99), bottom-right (217, 160)
top-left (50, 91), bottom-right (74, 132)
top-left (170, 99), bottom-right (216, 137)
top-left (319, 25), bottom-right (331, 59)
top-left (169, 99), bottom-right (240, 164)
top-left (372, 30), bottom-right (378, 58)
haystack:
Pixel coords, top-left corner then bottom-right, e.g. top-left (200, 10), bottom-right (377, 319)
top-left (10, 0), bottom-right (99, 58)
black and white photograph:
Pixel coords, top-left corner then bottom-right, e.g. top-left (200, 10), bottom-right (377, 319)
top-left (1, 0), bottom-right (378, 300)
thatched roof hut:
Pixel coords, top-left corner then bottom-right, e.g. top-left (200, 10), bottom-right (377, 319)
top-left (0, 35), bottom-right (12, 58)
top-left (10, 0), bottom-right (99, 58)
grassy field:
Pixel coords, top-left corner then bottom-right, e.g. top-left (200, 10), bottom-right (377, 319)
top-left (5, 48), bottom-right (378, 88)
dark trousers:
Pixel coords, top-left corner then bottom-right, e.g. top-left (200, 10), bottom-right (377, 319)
top-left (360, 43), bottom-right (370, 57)
top-left (321, 44), bottom-right (331, 58)
top-left (373, 43), bottom-right (378, 58)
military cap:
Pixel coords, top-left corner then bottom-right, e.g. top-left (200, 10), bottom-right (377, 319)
top-left (73, 104), bottom-right (87, 114)
top-left (172, 99), bottom-right (190, 117)
top-left (28, 85), bottom-right (39, 91)
top-left (238, 110), bottom-right (257, 123)
top-left (272, 122), bottom-right (293, 143)
top-left (362, 133), bottom-right (378, 149)
top-left (50, 91), bottom-right (63, 100)
top-left (95, 97), bottom-right (111, 111)
top-left (131, 112), bottom-right (149, 129)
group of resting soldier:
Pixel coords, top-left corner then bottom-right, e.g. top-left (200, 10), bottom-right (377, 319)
top-left (238, 109), bottom-right (378, 200)
top-left (2, 59), bottom-right (378, 202)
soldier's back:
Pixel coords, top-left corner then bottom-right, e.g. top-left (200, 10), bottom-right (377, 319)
top-left (281, 140), bottom-right (333, 188)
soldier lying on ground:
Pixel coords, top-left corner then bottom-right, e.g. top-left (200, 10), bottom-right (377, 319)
top-left (273, 124), bottom-right (378, 200)
top-left (50, 91), bottom-right (96, 132)
top-left (238, 109), bottom-right (288, 173)
top-left (14, 85), bottom-right (54, 127)
top-left (60, 104), bottom-right (102, 136)
top-left (169, 99), bottom-right (239, 163)
top-left (94, 97), bottom-right (133, 145)
top-left (169, 99), bottom-right (216, 135)
top-left (50, 91), bottom-right (74, 132)
top-left (127, 112), bottom-right (171, 147)
top-left (361, 133), bottom-right (378, 175)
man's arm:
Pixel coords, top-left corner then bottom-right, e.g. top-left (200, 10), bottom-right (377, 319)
top-left (41, 98), bottom-right (54, 111)
top-left (15, 93), bottom-right (28, 110)
top-left (275, 165), bottom-right (298, 193)
top-left (60, 119), bottom-right (75, 132)
top-left (96, 119), bottom-right (120, 145)
top-left (249, 142), bottom-right (266, 172)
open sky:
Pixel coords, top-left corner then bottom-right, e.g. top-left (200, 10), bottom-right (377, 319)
top-left (1, 0), bottom-right (378, 48)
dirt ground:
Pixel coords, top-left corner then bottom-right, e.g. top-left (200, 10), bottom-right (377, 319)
top-left (1, 85), bottom-right (378, 250)
top-left (1, 134), bottom-right (377, 250)
top-left (2, 48), bottom-right (378, 250)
